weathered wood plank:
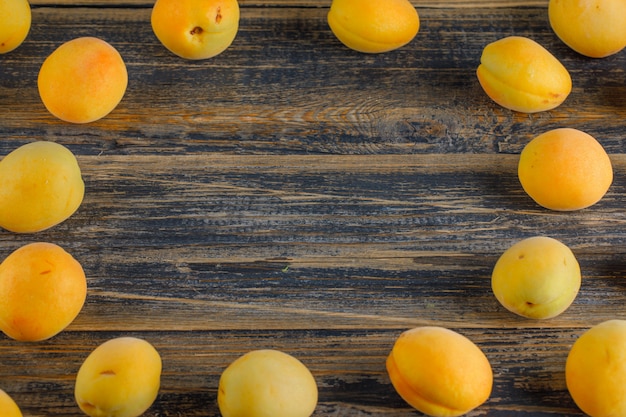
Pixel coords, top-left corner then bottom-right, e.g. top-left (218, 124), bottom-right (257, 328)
top-left (0, 328), bottom-right (587, 416)
top-left (2, 6), bottom-right (625, 155)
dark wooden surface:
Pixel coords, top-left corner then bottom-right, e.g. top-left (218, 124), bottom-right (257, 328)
top-left (1, 0), bottom-right (626, 415)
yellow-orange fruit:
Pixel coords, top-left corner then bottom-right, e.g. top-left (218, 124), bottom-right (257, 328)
top-left (151, 0), bottom-right (240, 60)
top-left (0, 141), bottom-right (84, 233)
top-left (0, 389), bottom-right (23, 417)
top-left (75, 337), bottom-right (162, 417)
top-left (0, 242), bottom-right (87, 342)
top-left (518, 128), bottom-right (613, 211)
top-left (0, 0), bottom-right (31, 54)
top-left (218, 349), bottom-right (318, 417)
top-left (477, 36), bottom-right (572, 113)
top-left (566, 320), bottom-right (626, 417)
top-left (491, 236), bottom-right (581, 320)
top-left (38, 37), bottom-right (127, 123)
top-left (549, 0), bottom-right (626, 58)
top-left (386, 326), bottom-right (493, 417)
top-left (327, 0), bottom-right (419, 53)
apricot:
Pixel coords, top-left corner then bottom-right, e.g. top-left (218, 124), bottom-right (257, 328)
top-left (75, 337), bottom-right (162, 417)
top-left (549, 0), bottom-right (626, 58)
top-left (151, 0), bottom-right (240, 60)
top-left (491, 236), bottom-right (580, 319)
top-left (566, 320), bottom-right (626, 417)
top-left (0, 389), bottom-right (22, 417)
top-left (0, 0), bottom-right (30, 54)
top-left (386, 326), bottom-right (493, 417)
top-left (218, 349), bottom-right (318, 417)
top-left (0, 141), bottom-right (84, 233)
top-left (38, 37), bottom-right (127, 123)
top-left (476, 36), bottom-right (572, 113)
top-left (327, 0), bottom-right (419, 53)
top-left (518, 128), bottom-right (613, 211)
top-left (0, 242), bottom-right (86, 342)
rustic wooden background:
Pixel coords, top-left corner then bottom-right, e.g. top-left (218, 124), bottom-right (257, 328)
top-left (1, 0), bottom-right (626, 415)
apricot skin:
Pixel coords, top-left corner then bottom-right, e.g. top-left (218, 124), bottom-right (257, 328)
top-left (477, 36), bottom-right (572, 113)
top-left (566, 320), bottom-right (626, 417)
top-left (75, 337), bottom-right (162, 417)
top-left (218, 349), bottom-right (318, 417)
top-left (0, 242), bottom-right (87, 342)
top-left (38, 37), bottom-right (128, 123)
top-left (0, 141), bottom-right (84, 233)
top-left (549, 0), bottom-right (626, 58)
top-left (386, 327), bottom-right (493, 417)
top-left (0, 389), bottom-right (23, 417)
top-left (518, 128), bottom-right (613, 211)
top-left (0, 0), bottom-right (31, 54)
top-left (327, 0), bottom-right (419, 53)
top-left (491, 236), bottom-right (581, 320)
top-left (151, 0), bottom-right (240, 60)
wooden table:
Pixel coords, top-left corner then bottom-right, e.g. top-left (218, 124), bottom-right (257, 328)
top-left (1, 0), bottom-right (626, 415)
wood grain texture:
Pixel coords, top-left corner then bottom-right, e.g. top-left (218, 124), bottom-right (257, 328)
top-left (1, 1), bottom-right (626, 416)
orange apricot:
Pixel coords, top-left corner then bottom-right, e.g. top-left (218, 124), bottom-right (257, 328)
top-left (0, 242), bottom-right (87, 341)
top-left (566, 320), bottom-right (626, 417)
top-left (477, 36), bottom-right (572, 113)
top-left (491, 236), bottom-right (581, 320)
top-left (518, 128), bottom-right (613, 211)
top-left (0, 141), bottom-right (85, 233)
top-left (549, 0), bottom-right (626, 58)
top-left (151, 0), bottom-right (240, 60)
top-left (0, 389), bottom-right (22, 417)
top-left (386, 326), bottom-right (493, 417)
top-left (0, 0), bottom-right (31, 54)
top-left (327, 0), bottom-right (419, 53)
top-left (38, 37), bottom-right (127, 123)
top-left (75, 337), bottom-right (162, 417)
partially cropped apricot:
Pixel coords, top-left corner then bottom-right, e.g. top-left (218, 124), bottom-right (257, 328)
top-left (75, 337), bottom-right (162, 417)
top-left (0, 389), bottom-right (22, 417)
top-left (218, 349), bottom-right (318, 417)
top-left (386, 326), bottom-right (493, 417)
top-left (477, 36), bottom-right (572, 113)
top-left (151, 0), bottom-right (240, 60)
top-left (327, 0), bottom-right (419, 53)
top-left (566, 320), bottom-right (626, 417)
top-left (518, 128), bottom-right (613, 211)
top-left (0, 0), bottom-right (31, 54)
top-left (38, 37), bottom-right (127, 123)
top-left (0, 242), bottom-right (87, 342)
top-left (0, 141), bottom-right (84, 233)
top-left (549, 0), bottom-right (626, 58)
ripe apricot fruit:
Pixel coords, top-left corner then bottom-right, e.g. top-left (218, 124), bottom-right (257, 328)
top-left (75, 337), bottom-right (162, 417)
top-left (218, 349), bottom-right (318, 417)
top-left (0, 242), bottom-right (86, 342)
top-left (0, 389), bottom-right (22, 417)
top-left (491, 236), bottom-right (581, 320)
top-left (0, 141), bottom-right (84, 233)
top-left (386, 326), bottom-right (493, 417)
top-left (38, 37), bottom-right (127, 123)
top-left (0, 0), bottom-right (31, 54)
top-left (518, 128), bottom-right (613, 211)
top-left (549, 0), bottom-right (626, 58)
top-left (566, 320), bottom-right (626, 417)
top-left (151, 0), bottom-right (240, 60)
top-left (477, 36), bottom-right (571, 113)
top-left (327, 0), bottom-right (419, 53)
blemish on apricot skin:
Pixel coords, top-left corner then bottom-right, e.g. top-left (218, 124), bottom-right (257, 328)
top-left (216, 7), bottom-right (222, 23)
top-left (190, 26), bottom-right (203, 35)
top-left (100, 370), bottom-right (116, 376)
top-left (40, 269), bottom-right (52, 275)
